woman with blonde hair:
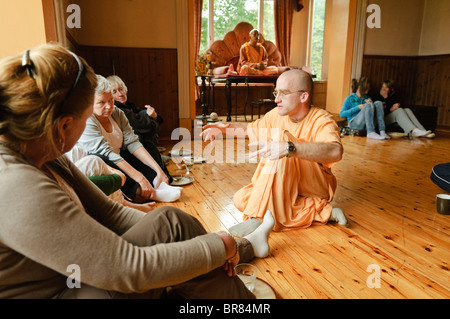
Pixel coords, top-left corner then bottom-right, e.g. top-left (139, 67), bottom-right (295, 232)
top-left (0, 43), bottom-right (265, 299)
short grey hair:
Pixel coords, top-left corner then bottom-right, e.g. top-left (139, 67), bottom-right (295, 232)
top-left (95, 74), bottom-right (113, 95)
top-left (107, 75), bottom-right (128, 93)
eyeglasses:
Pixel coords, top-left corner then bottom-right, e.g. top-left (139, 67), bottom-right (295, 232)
top-left (22, 49), bottom-right (86, 104)
top-left (273, 89), bottom-right (305, 98)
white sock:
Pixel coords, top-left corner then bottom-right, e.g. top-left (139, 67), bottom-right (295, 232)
top-left (329, 208), bottom-right (350, 227)
top-left (367, 132), bottom-right (385, 140)
top-left (379, 130), bottom-right (391, 140)
top-left (152, 179), bottom-right (183, 202)
top-left (411, 128), bottom-right (431, 137)
top-left (243, 210), bottom-right (275, 258)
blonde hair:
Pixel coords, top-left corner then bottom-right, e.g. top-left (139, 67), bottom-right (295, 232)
top-left (106, 75), bottom-right (128, 94)
top-left (0, 43), bottom-right (97, 152)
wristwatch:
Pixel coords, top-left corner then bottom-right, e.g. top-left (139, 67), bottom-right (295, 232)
top-left (286, 141), bottom-right (296, 158)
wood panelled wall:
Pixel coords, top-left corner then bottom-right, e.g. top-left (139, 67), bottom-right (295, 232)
top-left (361, 54), bottom-right (450, 130)
top-left (77, 46), bottom-right (179, 140)
top-left (196, 81), bottom-right (328, 119)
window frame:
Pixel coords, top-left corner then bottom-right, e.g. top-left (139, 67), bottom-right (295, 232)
top-left (205, 0), bottom-right (274, 50)
top-left (306, 0), bottom-right (327, 80)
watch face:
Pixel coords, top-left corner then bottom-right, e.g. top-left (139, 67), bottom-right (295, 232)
top-left (287, 142), bottom-right (295, 157)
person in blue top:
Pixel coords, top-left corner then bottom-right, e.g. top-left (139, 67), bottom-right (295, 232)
top-left (340, 77), bottom-right (390, 140)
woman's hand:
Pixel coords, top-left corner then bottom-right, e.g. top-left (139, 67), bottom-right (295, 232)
top-left (145, 105), bottom-right (157, 119)
top-left (217, 231), bottom-right (239, 277)
top-left (136, 175), bottom-right (155, 200)
top-left (390, 103), bottom-right (400, 112)
top-left (153, 170), bottom-right (169, 189)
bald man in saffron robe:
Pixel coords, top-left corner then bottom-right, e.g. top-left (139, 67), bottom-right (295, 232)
top-left (201, 69), bottom-right (349, 233)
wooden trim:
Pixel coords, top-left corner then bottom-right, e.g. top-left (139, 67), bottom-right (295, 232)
top-left (363, 54), bottom-right (450, 60)
top-left (41, 0), bottom-right (58, 42)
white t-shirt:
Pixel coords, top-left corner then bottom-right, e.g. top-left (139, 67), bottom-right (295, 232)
top-left (99, 117), bottom-right (123, 154)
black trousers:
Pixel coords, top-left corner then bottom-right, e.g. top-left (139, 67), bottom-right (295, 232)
top-left (93, 141), bottom-right (172, 201)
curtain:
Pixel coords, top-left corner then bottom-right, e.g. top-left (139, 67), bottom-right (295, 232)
top-left (193, 0), bottom-right (203, 100)
top-left (194, 0), bottom-right (203, 59)
top-left (274, 0), bottom-right (303, 66)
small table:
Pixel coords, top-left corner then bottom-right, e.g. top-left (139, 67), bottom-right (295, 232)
top-left (211, 75), bottom-right (278, 122)
top-left (196, 75), bottom-right (214, 124)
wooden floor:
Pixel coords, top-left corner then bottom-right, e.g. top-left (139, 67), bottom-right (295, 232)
top-left (155, 130), bottom-right (450, 299)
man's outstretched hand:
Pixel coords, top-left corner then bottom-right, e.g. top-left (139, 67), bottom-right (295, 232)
top-left (200, 123), bottom-right (230, 145)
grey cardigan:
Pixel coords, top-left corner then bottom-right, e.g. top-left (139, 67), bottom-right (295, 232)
top-left (77, 106), bottom-right (143, 164)
top-left (0, 143), bottom-right (225, 298)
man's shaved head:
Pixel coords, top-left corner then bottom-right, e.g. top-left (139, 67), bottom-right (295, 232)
top-left (279, 69), bottom-right (313, 94)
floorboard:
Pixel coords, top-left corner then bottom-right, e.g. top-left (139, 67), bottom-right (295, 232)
top-left (156, 129), bottom-right (450, 299)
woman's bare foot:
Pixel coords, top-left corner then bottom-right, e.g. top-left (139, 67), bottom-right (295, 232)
top-left (123, 200), bottom-right (155, 213)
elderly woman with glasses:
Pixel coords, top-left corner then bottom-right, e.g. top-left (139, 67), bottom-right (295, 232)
top-left (201, 69), bottom-right (348, 242)
top-left (0, 43), bottom-right (264, 299)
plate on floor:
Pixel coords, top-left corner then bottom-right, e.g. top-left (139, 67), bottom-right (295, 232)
top-left (252, 278), bottom-right (278, 299)
top-left (389, 132), bottom-right (407, 138)
top-left (170, 175), bottom-right (194, 186)
top-left (169, 149), bottom-right (193, 157)
top-left (194, 156), bottom-right (207, 163)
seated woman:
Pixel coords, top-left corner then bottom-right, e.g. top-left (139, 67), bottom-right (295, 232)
top-left (107, 75), bottom-right (171, 163)
top-left (0, 43), bottom-right (272, 299)
top-left (77, 75), bottom-right (175, 203)
top-left (107, 75), bottom-right (162, 146)
top-left (373, 79), bottom-right (434, 138)
top-left (66, 146), bottom-right (159, 211)
top-left (340, 77), bottom-right (390, 140)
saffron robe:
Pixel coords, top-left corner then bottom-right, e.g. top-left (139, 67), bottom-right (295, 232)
top-left (237, 42), bottom-right (278, 76)
top-left (233, 107), bottom-right (342, 231)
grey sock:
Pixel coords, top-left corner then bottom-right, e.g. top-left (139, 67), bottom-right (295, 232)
top-left (229, 218), bottom-right (262, 237)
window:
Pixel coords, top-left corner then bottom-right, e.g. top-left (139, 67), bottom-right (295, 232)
top-left (200, 0), bottom-right (275, 54)
top-left (309, 0), bottom-right (326, 80)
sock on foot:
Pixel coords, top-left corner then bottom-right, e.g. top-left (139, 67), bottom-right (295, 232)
top-left (367, 132), bottom-right (385, 140)
top-left (379, 130), bottom-right (391, 140)
top-left (329, 208), bottom-right (350, 227)
top-left (152, 178), bottom-right (182, 202)
top-left (229, 218), bottom-right (262, 238)
top-left (243, 210), bottom-right (275, 258)
top-left (411, 128), bottom-right (431, 137)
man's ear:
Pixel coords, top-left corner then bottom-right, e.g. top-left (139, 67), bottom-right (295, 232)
top-left (301, 92), bottom-right (310, 103)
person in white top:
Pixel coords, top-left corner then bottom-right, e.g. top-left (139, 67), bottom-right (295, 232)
top-left (78, 75), bottom-right (175, 203)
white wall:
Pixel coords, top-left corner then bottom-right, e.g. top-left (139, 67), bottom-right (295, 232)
top-left (419, 0), bottom-right (450, 55)
top-left (364, 0), bottom-right (450, 56)
top-left (0, 0), bottom-right (47, 58)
